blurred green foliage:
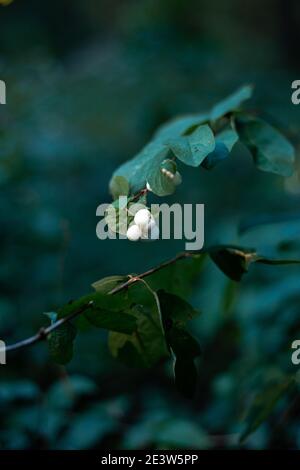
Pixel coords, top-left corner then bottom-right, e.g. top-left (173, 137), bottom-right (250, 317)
top-left (1, 0), bottom-right (300, 450)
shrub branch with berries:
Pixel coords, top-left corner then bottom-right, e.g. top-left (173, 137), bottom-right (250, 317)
top-left (3, 85), bottom-right (300, 438)
top-left (107, 84), bottom-right (295, 244)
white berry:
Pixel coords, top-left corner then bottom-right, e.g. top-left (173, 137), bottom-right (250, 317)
top-left (140, 216), bottom-right (156, 239)
top-left (173, 171), bottom-right (182, 186)
top-left (126, 224), bottom-right (142, 241)
top-left (134, 209), bottom-right (151, 228)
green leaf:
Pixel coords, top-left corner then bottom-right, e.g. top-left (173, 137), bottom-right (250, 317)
top-left (58, 291), bottom-right (130, 319)
top-left (91, 275), bottom-right (127, 294)
top-left (158, 291), bottom-right (201, 398)
top-left (154, 113), bottom-right (209, 141)
top-left (168, 124), bottom-right (215, 167)
top-left (110, 86), bottom-right (256, 195)
top-left (236, 115), bottom-right (295, 177)
top-left (130, 283), bottom-right (170, 365)
top-left (109, 331), bottom-right (145, 368)
top-left (54, 290), bottom-right (137, 357)
top-left (240, 376), bottom-right (295, 443)
top-left (74, 314), bottom-right (92, 332)
top-left (147, 158), bottom-right (177, 196)
top-left (209, 245), bottom-right (258, 281)
top-left (58, 290), bottom-right (136, 334)
top-left (109, 175), bottom-right (130, 199)
top-left (84, 308), bottom-right (136, 334)
top-left (168, 327), bottom-right (202, 359)
top-left (136, 305), bottom-right (170, 365)
top-left (108, 303), bottom-right (169, 368)
top-left (208, 245), bottom-right (300, 281)
top-left (170, 328), bottom-right (202, 399)
top-left (210, 84), bottom-right (253, 121)
top-left (157, 290), bottom-right (199, 328)
top-left (48, 322), bottom-right (77, 365)
top-left (147, 254), bottom-right (205, 298)
top-left (111, 122), bottom-right (215, 195)
top-left (111, 141), bottom-right (170, 195)
top-left (202, 126), bottom-right (238, 169)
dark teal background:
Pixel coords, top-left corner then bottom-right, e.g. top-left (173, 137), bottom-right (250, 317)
top-left (0, 0), bottom-right (300, 450)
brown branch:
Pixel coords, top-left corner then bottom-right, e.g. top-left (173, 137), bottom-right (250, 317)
top-left (109, 251), bottom-right (194, 294)
top-left (3, 301), bottom-right (94, 353)
top-left (130, 187), bottom-right (148, 201)
top-left (1, 251), bottom-right (197, 354)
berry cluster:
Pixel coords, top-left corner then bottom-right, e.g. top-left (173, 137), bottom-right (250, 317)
top-left (127, 209), bottom-right (159, 242)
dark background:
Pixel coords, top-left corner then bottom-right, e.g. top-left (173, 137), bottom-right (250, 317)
top-left (0, 0), bottom-right (300, 450)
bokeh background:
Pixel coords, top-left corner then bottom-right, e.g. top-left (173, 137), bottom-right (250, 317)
top-left (1, 0), bottom-right (300, 450)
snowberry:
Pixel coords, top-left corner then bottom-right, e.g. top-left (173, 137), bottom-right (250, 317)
top-left (140, 216), bottom-right (156, 239)
top-left (134, 208), bottom-right (151, 228)
top-left (126, 224), bottom-right (142, 241)
top-left (173, 171), bottom-right (182, 186)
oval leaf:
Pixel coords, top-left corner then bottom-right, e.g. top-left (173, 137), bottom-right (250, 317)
top-left (210, 84), bottom-right (253, 121)
top-left (168, 124), bottom-right (215, 167)
top-left (236, 115), bottom-right (295, 177)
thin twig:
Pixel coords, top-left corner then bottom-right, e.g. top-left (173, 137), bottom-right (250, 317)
top-left (1, 251), bottom-right (197, 354)
top-left (2, 301), bottom-right (94, 353)
top-left (109, 251), bottom-right (194, 295)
